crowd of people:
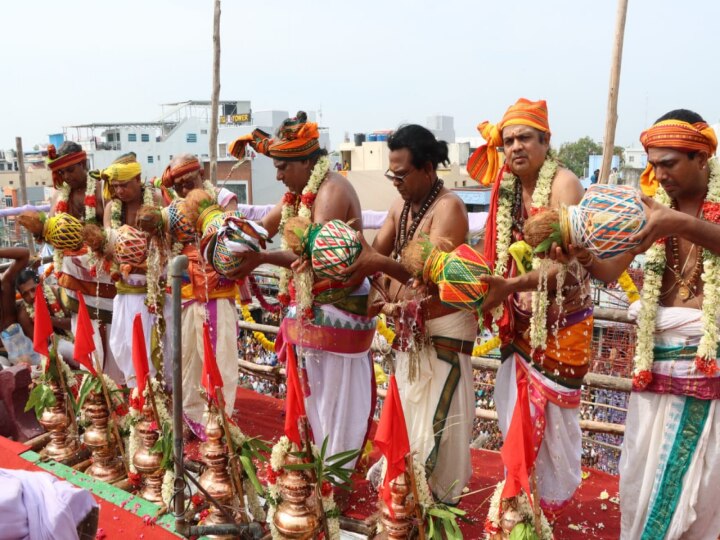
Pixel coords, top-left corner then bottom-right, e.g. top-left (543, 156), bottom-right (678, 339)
top-left (2, 103), bottom-right (719, 539)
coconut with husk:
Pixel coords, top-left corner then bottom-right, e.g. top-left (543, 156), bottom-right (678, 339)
top-left (522, 208), bottom-right (566, 254)
top-left (82, 223), bottom-right (109, 255)
top-left (135, 205), bottom-right (167, 237)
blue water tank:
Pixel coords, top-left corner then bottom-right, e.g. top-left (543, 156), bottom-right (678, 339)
top-left (376, 134), bottom-right (388, 142)
top-left (48, 133), bottom-right (65, 148)
top-left (367, 134), bottom-right (378, 142)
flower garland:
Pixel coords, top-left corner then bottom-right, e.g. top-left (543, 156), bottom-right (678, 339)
top-left (633, 158), bottom-right (720, 388)
top-left (52, 174), bottom-right (97, 270)
top-left (472, 335), bottom-right (502, 357)
top-left (277, 156), bottom-right (330, 307)
top-left (493, 156), bottom-right (558, 353)
top-left (267, 435), bottom-right (339, 540)
top-left (484, 480), bottom-right (553, 540)
top-left (376, 315), bottom-right (396, 345)
top-left (240, 304), bottom-right (275, 352)
top-left (617, 270), bottom-right (641, 304)
top-left (202, 180), bottom-right (218, 201)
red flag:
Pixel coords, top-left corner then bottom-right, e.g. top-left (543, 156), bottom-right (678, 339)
top-left (72, 292), bottom-right (97, 375)
top-left (201, 322), bottom-right (224, 403)
top-left (283, 344), bottom-right (306, 448)
top-left (32, 284), bottom-right (54, 358)
top-left (131, 314), bottom-right (149, 409)
top-left (500, 370), bottom-right (535, 506)
top-left (374, 375), bottom-right (410, 517)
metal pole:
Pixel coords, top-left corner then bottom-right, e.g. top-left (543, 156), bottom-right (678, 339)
top-left (170, 254), bottom-right (189, 532)
top-left (15, 137), bottom-right (35, 254)
top-left (599, 0), bottom-right (629, 183)
top-left (209, 0), bottom-right (221, 185)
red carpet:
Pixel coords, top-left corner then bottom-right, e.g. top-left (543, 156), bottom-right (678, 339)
top-left (0, 437), bottom-right (178, 539)
top-left (226, 387), bottom-right (621, 539)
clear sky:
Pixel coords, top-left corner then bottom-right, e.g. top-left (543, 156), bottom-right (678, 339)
top-left (2, 0), bottom-right (718, 152)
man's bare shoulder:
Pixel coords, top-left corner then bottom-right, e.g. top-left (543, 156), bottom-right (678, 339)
top-left (317, 172), bottom-right (357, 201)
top-left (551, 167), bottom-right (584, 205)
top-left (434, 189), bottom-right (468, 215)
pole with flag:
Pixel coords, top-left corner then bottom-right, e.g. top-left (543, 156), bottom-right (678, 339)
top-left (32, 283), bottom-right (78, 435)
top-left (74, 291), bottom-right (129, 474)
top-left (201, 321), bottom-right (246, 521)
top-left (374, 374), bottom-right (426, 539)
top-left (131, 314), bottom-right (161, 428)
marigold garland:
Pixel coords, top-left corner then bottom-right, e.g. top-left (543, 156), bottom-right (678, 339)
top-left (376, 315), bottom-right (395, 345)
top-left (617, 270), bottom-right (640, 304)
top-left (472, 335), bottom-right (501, 357)
top-left (240, 304), bottom-right (275, 352)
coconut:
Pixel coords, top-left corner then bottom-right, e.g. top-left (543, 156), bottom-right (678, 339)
top-left (522, 208), bottom-right (561, 252)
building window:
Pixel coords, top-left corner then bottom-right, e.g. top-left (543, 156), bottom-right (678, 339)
top-left (629, 155), bottom-right (635, 163)
top-left (148, 156), bottom-right (154, 164)
top-left (157, 155), bottom-right (161, 162)
top-left (107, 133), bottom-right (115, 142)
top-left (141, 134), bottom-right (150, 142)
top-left (128, 133), bottom-right (137, 142)
top-left (219, 143), bottom-right (227, 158)
top-left (201, 129), bottom-right (208, 135)
top-left (8, 181), bottom-right (13, 185)
top-left (186, 133), bottom-right (198, 143)
top-left (0, 164), bottom-right (4, 171)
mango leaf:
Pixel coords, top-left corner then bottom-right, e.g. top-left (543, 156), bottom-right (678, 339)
top-left (509, 522), bottom-right (540, 540)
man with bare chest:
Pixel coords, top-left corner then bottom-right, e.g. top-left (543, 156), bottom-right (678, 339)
top-left (100, 153), bottom-right (171, 388)
top-left (570, 109), bottom-right (720, 539)
top-left (47, 142), bottom-right (121, 381)
top-left (346, 124), bottom-right (476, 503)
top-left (229, 113), bottom-right (375, 467)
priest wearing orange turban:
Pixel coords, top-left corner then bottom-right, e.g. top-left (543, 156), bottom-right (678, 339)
top-left (563, 110), bottom-right (720, 539)
top-left (227, 112), bottom-right (376, 474)
top-left (470, 99), bottom-right (592, 524)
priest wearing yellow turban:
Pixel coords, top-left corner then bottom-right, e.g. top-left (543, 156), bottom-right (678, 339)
top-left (470, 99), bottom-right (592, 524)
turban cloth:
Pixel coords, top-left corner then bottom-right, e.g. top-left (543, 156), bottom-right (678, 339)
top-left (47, 144), bottom-right (87, 188)
top-left (228, 112), bottom-right (321, 162)
top-left (467, 98), bottom-right (551, 186)
top-left (101, 153), bottom-right (142, 183)
top-left (639, 120), bottom-right (718, 196)
top-left (161, 155), bottom-right (202, 188)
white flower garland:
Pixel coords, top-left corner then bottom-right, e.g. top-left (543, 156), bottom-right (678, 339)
top-left (633, 158), bottom-right (720, 386)
top-left (267, 434), bottom-right (340, 539)
top-left (486, 480), bottom-right (553, 540)
top-left (55, 349), bottom-right (78, 388)
top-left (492, 156), bottom-right (558, 351)
top-left (202, 180), bottom-right (217, 201)
top-left (277, 156), bottom-right (330, 305)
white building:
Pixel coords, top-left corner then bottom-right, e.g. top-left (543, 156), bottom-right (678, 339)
top-left (62, 102), bottom-right (330, 206)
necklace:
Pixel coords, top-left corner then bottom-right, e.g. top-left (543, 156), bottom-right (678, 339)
top-left (669, 199), bottom-right (704, 300)
top-left (393, 178), bottom-right (444, 260)
top-left (511, 178), bottom-right (526, 237)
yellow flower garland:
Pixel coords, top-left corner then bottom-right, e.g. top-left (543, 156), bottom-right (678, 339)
top-left (472, 335), bottom-right (501, 357)
top-left (240, 304), bottom-right (275, 353)
top-left (376, 316), bottom-right (395, 345)
top-left (617, 270), bottom-right (640, 304)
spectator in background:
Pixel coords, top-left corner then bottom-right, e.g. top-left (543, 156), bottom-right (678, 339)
top-left (591, 168), bottom-right (600, 184)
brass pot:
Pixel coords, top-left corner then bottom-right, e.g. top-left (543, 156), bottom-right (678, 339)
top-left (38, 381), bottom-right (78, 461)
top-left (380, 471), bottom-right (416, 539)
top-left (273, 453), bottom-right (320, 539)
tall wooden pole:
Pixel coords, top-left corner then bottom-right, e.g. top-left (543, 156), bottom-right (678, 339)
top-left (15, 137), bottom-right (35, 254)
top-left (209, 0), bottom-right (221, 186)
top-left (599, 0), bottom-right (629, 184)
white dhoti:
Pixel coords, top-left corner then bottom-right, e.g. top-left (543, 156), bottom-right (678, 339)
top-left (109, 275), bottom-right (173, 388)
top-left (303, 348), bottom-right (373, 468)
top-left (620, 305), bottom-right (720, 540)
top-left (281, 284), bottom-right (376, 469)
top-left (181, 299), bottom-right (238, 426)
top-left (496, 354), bottom-right (582, 515)
top-left (394, 310), bottom-right (476, 503)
